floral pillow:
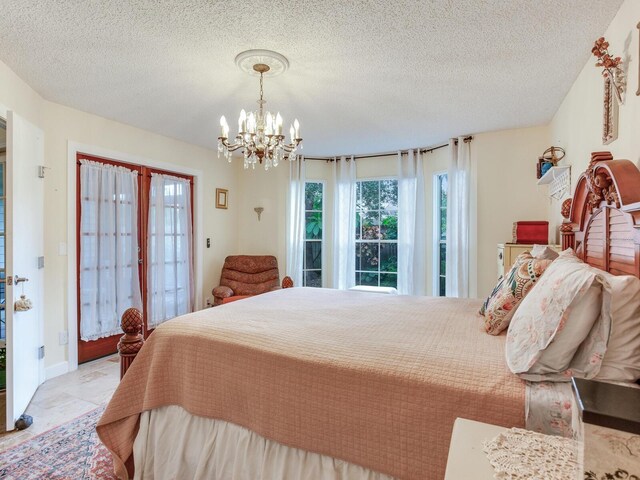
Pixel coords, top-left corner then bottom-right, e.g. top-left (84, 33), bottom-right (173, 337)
top-left (483, 253), bottom-right (553, 335)
top-left (479, 252), bottom-right (532, 316)
top-left (505, 249), bottom-right (611, 381)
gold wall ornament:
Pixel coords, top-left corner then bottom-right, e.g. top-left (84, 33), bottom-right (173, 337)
top-left (603, 76), bottom-right (619, 145)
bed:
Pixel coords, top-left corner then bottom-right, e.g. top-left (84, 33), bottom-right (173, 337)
top-left (97, 152), bottom-right (640, 480)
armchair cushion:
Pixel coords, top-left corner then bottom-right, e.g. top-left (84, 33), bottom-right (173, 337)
top-left (213, 255), bottom-right (281, 306)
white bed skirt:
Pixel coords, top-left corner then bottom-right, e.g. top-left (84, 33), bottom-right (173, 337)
top-left (133, 405), bottom-right (394, 480)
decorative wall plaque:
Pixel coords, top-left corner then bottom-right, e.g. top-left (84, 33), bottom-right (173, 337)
top-left (603, 76), bottom-right (619, 145)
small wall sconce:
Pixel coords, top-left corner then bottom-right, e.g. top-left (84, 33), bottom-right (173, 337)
top-left (254, 207), bottom-right (264, 221)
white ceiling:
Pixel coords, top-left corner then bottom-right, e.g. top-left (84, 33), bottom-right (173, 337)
top-left (0, 1), bottom-right (624, 156)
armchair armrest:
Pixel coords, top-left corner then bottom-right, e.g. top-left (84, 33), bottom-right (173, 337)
top-left (213, 285), bottom-right (234, 306)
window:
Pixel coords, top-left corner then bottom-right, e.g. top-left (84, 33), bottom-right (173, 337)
top-left (434, 173), bottom-right (448, 296)
top-left (303, 182), bottom-right (323, 287)
top-left (355, 179), bottom-right (398, 288)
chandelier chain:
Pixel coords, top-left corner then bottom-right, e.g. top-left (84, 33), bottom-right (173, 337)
top-left (259, 73), bottom-right (264, 117)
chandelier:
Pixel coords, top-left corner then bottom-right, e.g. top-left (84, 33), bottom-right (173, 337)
top-left (218, 50), bottom-right (302, 170)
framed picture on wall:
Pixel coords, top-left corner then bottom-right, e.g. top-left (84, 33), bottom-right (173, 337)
top-left (216, 188), bottom-right (228, 209)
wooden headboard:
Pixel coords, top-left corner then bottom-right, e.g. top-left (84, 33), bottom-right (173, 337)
top-left (561, 151), bottom-right (640, 278)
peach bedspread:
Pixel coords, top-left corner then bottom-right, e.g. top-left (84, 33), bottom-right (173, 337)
top-left (97, 288), bottom-right (525, 480)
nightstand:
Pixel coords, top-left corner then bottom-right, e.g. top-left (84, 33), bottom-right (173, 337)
top-left (444, 418), bottom-right (506, 479)
top-left (497, 243), bottom-right (561, 279)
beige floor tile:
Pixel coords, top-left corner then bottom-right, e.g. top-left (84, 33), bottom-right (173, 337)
top-left (0, 355), bottom-right (119, 452)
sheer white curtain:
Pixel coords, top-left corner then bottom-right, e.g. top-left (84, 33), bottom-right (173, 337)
top-left (286, 157), bottom-right (306, 286)
top-left (79, 159), bottom-right (142, 341)
top-left (147, 173), bottom-right (194, 328)
top-left (446, 138), bottom-right (471, 298)
top-left (332, 156), bottom-right (356, 289)
top-left (397, 149), bottom-right (426, 296)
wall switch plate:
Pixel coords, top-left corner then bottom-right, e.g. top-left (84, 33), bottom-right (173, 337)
top-left (38, 256), bottom-right (45, 269)
top-left (205, 297), bottom-right (212, 307)
top-left (58, 331), bottom-right (68, 345)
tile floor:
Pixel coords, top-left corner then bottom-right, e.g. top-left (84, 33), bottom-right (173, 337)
top-left (0, 355), bottom-right (119, 452)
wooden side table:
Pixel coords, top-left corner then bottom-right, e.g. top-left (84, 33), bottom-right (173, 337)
top-left (444, 418), bottom-right (506, 480)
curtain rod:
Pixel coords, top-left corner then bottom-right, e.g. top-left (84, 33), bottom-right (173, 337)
top-left (303, 136), bottom-right (473, 161)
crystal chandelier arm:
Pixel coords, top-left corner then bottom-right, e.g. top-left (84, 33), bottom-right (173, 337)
top-left (218, 136), bottom-right (246, 152)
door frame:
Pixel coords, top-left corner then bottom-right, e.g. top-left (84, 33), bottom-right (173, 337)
top-left (67, 141), bottom-right (204, 372)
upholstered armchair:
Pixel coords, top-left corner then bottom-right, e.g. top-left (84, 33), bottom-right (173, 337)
top-left (213, 255), bottom-right (292, 306)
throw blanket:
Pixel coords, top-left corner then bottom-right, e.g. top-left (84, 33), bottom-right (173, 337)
top-left (97, 288), bottom-right (525, 479)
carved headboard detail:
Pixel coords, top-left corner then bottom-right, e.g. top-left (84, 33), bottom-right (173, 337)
top-left (560, 151), bottom-right (640, 278)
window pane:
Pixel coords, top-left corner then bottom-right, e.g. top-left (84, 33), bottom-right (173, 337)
top-left (355, 212), bottom-right (361, 240)
top-left (361, 211), bottom-right (380, 240)
top-left (380, 273), bottom-right (397, 288)
top-left (440, 243), bottom-right (446, 276)
top-left (304, 241), bottom-right (322, 270)
top-left (305, 182), bottom-right (323, 210)
top-left (440, 175), bottom-right (448, 208)
top-left (439, 276), bottom-right (446, 296)
top-left (380, 211), bottom-right (397, 240)
top-left (380, 179), bottom-right (398, 210)
top-left (440, 208), bottom-right (446, 241)
top-left (360, 181), bottom-right (380, 211)
top-left (304, 270), bottom-right (322, 288)
top-left (303, 182), bottom-right (323, 287)
top-left (359, 272), bottom-right (379, 286)
top-left (380, 243), bottom-right (398, 273)
top-left (305, 212), bottom-right (322, 239)
top-left (359, 242), bottom-right (379, 271)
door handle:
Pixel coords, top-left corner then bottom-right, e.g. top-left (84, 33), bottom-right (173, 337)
top-left (14, 276), bottom-right (29, 285)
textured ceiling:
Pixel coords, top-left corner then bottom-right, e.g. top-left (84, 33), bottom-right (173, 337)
top-left (0, 1), bottom-right (624, 156)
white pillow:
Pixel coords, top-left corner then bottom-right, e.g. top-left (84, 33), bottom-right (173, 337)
top-left (530, 244), bottom-right (560, 261)
top-left (593, 271), bottom-right (640, 383)
top-left (506, 249), bottom-right (610, 381)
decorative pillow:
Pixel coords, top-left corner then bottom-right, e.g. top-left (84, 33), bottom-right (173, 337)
top-left (530, 244), bottom-right (560, 261)
top-left (483, 253), bottom-right (553, 335)
top-left (506, 249), bottom-right (611, 381)
top-left (479, 252), bottom-right (532, 316)
top-left (594, 271), bottom-right (640, 383)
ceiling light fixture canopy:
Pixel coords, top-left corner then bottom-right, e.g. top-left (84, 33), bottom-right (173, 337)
top-left (218, 50), bottom-right (302, 170)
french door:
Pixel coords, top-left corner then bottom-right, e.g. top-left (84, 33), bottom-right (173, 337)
top-left (76, 153), bottom-right (193, 363)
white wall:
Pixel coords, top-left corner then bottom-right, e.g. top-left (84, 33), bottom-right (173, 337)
top-left (473, 126), bottom-right (551, 297)
top-left (0, 58), bottom-right (239, 372)
top-left (549, 0), bottom-right (640, 235)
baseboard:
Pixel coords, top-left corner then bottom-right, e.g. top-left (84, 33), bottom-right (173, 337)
top-left (45, 361), bottom-right (69, 381)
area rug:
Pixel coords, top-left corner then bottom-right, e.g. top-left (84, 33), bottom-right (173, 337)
top-left (0, 406), bottom-right (116, 479)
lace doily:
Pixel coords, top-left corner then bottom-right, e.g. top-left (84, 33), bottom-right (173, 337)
top-left (483, 427), bottom-right (579, 479)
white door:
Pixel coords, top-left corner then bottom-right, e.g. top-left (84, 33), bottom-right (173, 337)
top-left (5, 110), bottom-right (45, 431)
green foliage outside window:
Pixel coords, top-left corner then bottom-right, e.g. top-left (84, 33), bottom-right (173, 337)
top-left (355, 180), bottom-right (398, 288)
top-left (304, 182), bottom-right (323, 287)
